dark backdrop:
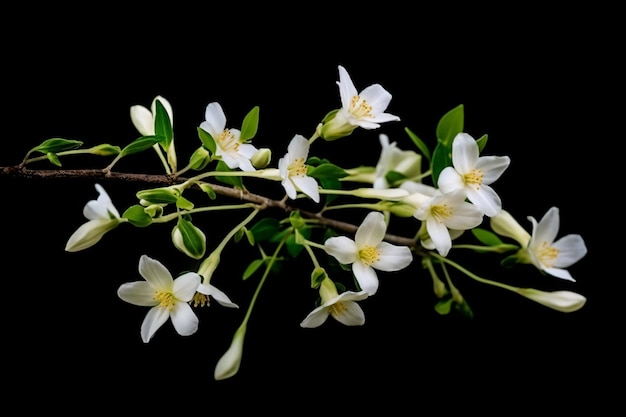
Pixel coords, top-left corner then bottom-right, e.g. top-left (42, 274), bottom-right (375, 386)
top-left (2, 4), bottom-right (616, 412)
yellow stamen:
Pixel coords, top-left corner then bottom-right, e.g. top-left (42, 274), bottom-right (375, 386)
top-left (464, 168), bottom-right (484, 190)
top-left (329, 302), bottom-right (346, 317)
top-left (217, 129), bottom-right (240, 152)
top-left (431, 203), bottom-right (453, 223)
top-left (192, 292), bottom-right (210, 308)
top-left (155, 290), bottom-right (176, 311)
top-left (349, 95), bottom-right (373, 119)
top-left (536, 242), bottom-right (559, 267)
top-left (359, 245), bottom-right (381, 266)
top-left (288, 157), bottom-right (307, 177)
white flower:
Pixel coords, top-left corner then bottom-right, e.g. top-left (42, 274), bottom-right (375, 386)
top-left (320, 65), bottom-right (400, 140)
top-left (130, 95), bottom-right (176, 172)
top-left (438, 132), bottom-right (510, 217)
top-left (65, 183), bottom-right (123, 252)
top-left (324, 211), bottom-right (413, 295)
top-left (374, 134), bottom-right (422, 189)
top-left (278, 134), bottom-right (320, 202)
top-left (524, 207), bottom-right (587, 281)
top-left (199, 102), bottom-right (258, 172)
top-left (117, 255), bottom-right (201, 343)
top-left (300, 278), bottom-right (368, 328)
top-left (413, 189), bottom-right (484, 257)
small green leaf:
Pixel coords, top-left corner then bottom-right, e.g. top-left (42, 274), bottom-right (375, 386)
top-left (153, 99), bottom-right (173, 149)
top-left (404, 127), bottom-right (431, 161)
top-left (176, 196), bottom-right (194, 210)
top-left (34, 138), bottom-right (83, 154)
top-left (46, 152), bottom-right (62, 167)
top-left (240, 106), bottom-right (259, 142)
top-left (249, 217), bottom-right (282, 242)
top-left (197, 127), bottom-right (216, 154)
top-left (434, 297), bottom-right (453, 315)
top-left (243, 259), bottom-right (265, 280)
top-left (436, 104), bottom-right (464, 147)
top-left (215, 161), bottom-right (244, 188)
top-left (307, 162), bottom-right (348, 180)
top-left (430, 142), bottom-right (452, 186)
top-left (119, 135), bottom-right (164, 157)
top-left (123, 205), bottom-right (153, 227)
top-left (471, 227), bottom-right (504, 246)
top-left (199, 183), bottom-right (217, 200)
top-left (476, 134), bottom-right (488, 153)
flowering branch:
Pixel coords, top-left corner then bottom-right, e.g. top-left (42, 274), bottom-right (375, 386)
top-left (2, 65), bottom-right (588, 381)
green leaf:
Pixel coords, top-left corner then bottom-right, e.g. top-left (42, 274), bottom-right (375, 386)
top-left (289, 210), bottom-right (307, 230)
top-left (430, 142), bottom-right (452, 186)
top-left (176, 196), bottom-right (195, 210)
top-left (436, 104), bottom-right (464, 147)
top-left (199, 183), bottom-right (217, 200)
top-left (215, 161), bottom-right (244, 188)
top-left (33, 138), bottom-right (83, 154)
top-left (307, 162), bottom-right (348, 180)
top-left (243, 259), bottom-right (265, 280)
top-left (136, 187), bottom-right (179, 204)
top-left (471, 227), bottom-right (504, 246)
top-left (475, 134), bottom-right (488, 153)
top-left (434, 297), bottom-right (453, 315)
top-left (119, 135), bottom-right (164, 157)
top-left (240, 106), bottom-right (259, 142)
top-left (197, 127), bottom-right (216, 154)
top-left (404, 127), bottom-right (431, 161)
top-left (153, 99), bottom-right (173, 149)
top-left (249, 217), bottom-right (282, 242)
top-left (123, 205), bottom-right (153, 227)
top-left (46, 152), bottom-right (62, 167)
top-left (384, 170), bottom-right (407, 187)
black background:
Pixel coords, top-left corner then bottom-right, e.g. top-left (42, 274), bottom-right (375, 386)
top-left (2, 4), bottom-right (617, 412)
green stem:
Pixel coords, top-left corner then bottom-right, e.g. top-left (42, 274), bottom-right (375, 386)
top-left (152, 203), bottom-right (258, 223)
top-left (430, 252), bottom-right (518, 292)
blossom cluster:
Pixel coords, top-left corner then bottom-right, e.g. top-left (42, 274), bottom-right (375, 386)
top-left (21, 65), bottom-right (586, 380)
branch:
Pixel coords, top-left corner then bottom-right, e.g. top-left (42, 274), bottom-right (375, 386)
top-left (0, 166), bottom-right (419, 248)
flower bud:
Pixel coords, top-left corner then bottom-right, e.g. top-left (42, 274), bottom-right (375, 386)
top-left (251, 147), bottom-right (272, 169)
top-left (172, 217), bottom-right (206, 259)
top-left (65, 218), bottom-right (122, 252)
top-left (214, 324), bottom-right (247, 380)
top-left (490, 209), bottom-right (531, 247)
top-left (517, 288), bottom-right (586, 313)
top-left (318, 110), bottom-right (357, 141)
top-left (88, 144), bottom-right (121, 156)
top-left (352, 187), bottom-right (409, 200)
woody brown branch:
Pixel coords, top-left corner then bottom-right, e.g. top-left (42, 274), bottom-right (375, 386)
top-left (0, 166), bottom-right (419, 248)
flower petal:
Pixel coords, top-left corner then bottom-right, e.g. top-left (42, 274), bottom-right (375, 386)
top-left (172, 272), bottom-right (202, 301)
top-left (203, 102), bottom-right (226, 136)
top-left (130, 105), bottom-right (154, 136)
top-left (355, 211), bottom-right (386, 247)
top-left (465, 184), bottom-right (502, 217)
top-left (292, 175), bottom-right (320, 203)
top-left (138, 255), bottom-right (173, 291)
top-left (300, 305), bottom-right (330, 328)
top-left (352, 261), bottom-right (379, 295)
top-left (332, 300), bottom-right (365, 326)
top-left (205, 284), bottom-right (239, 308)
top-left (324, 236), bottom-right (358, 264)
top-left (552, 234), bottom-right (587, 268)
top-left (451, 133), bottom-right (479, 173)
top-left (373, 242), bottom-right (413, 271)
top-left (170, 302), bottom-right (199, 336)
top-left (117, 281), bottom-right (158, 307)
top-left (141, 306), bottom-right (169, 343)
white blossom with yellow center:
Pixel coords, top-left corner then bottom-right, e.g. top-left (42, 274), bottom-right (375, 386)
top-left (320, 65), bottom-right (400, 140)
top-left (278, 134), bottom-right (320, 202)
top-left (525, 207), bottom-right (587, 281)
top-left (200, 102), bottom-right (258, 172)
top-left (300, 278), bottom-right (368, 328)
top-left (413, 189), bottom-right (484, 257)
top-left (117, 255), bottom-right (201, 343)
top-left (324, 211), bottom-right (413, 295)
top-left (438, 132), bottom-right (510, 217)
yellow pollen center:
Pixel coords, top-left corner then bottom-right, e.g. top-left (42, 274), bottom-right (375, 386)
top-left (431, 203), bottom-right (453, 223)
top-left (155, 290), bottom-right (176, 311)
top-left (537, 242), bottom-right (559, 267)
top-left (329, 302), bottom-right (346, 316)
top-left (359, 245), bottom-right (381, 266)
top-left (349, 95), bottom-right (373, 119)
top-left (288, 157), bottom-right (307, 177)
top-left (464, 169), bottom-right (484, 189)
top-left (217, 129), bottom-right (239, 152)
top-left (192, 292), bottom-right (209, 308)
